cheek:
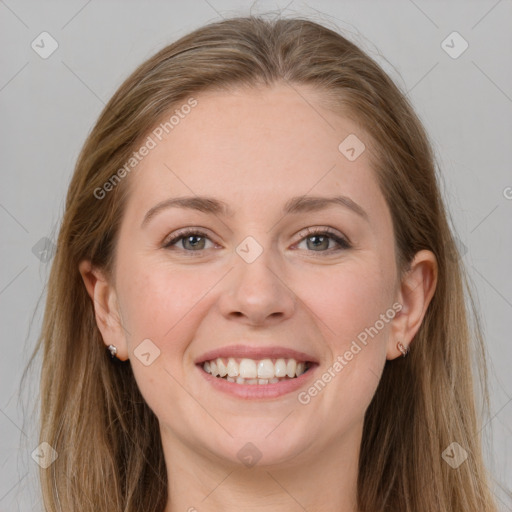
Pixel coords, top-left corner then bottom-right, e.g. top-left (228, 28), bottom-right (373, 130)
top-left (301, 260), bottom-right (394, 406)
top-left (117, 260), bottom-right (212, 349)
top-left (116, 262), bottom-right (213, 414)
top-left (306, 263), bottom-right (394, 344)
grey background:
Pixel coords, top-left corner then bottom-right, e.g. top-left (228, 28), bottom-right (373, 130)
top-left (0, 0), bottom-right (511, 510)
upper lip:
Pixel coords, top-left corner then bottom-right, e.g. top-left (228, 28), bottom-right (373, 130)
top-left (195, 345), bottom-right (319, 365)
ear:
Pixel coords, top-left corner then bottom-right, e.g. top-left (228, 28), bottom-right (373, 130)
top-left (387, 249), bottom-right (438, 360)
top-left (78, 260), bottom-right (129, 361)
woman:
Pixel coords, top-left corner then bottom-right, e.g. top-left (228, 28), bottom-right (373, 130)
top-left (29, 15), bottom-right (498, 512)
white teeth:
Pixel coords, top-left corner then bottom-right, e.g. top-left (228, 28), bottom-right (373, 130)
top-left (257, 359), bottom-right (274, 379)
top-left (274, 358), bottom-right (287, 377)
top-left (239, 359), bottom-right (257, 379)
top-left (217, 359), bottom-right (227, 377)
top-left (202, 356), bottom-right (312, 383)
top-left (227, 358), bottom-right (239, 377)
top-left (286, 359), bottom-right (297, 378)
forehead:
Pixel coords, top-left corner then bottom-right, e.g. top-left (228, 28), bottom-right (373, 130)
top-left (124, 83), bottom-right (385, 221)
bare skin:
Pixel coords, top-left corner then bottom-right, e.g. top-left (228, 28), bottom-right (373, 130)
top-left (80, 83), bottom-right (437, 512)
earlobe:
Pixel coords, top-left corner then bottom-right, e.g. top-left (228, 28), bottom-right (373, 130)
top-left (78, 260), bottom-right (128, 361)
top-left (387, 250), bottom-right (438, 360)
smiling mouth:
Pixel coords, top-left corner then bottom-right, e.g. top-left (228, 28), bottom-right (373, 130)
top-left (200, 357), bottom-right (313, 385)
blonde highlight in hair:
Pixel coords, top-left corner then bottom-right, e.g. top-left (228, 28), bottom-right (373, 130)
top-left (27, 15), bottom-right (497, 511)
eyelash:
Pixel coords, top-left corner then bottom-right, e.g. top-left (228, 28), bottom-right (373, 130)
top-left (162, 226), bottom-right (352, 254)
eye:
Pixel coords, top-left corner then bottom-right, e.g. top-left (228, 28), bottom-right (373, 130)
top-left (163, 228), bottom-right (216, 252)
top-left (294, 227), bottom-right (351, 253)
top-left (162, 226), bottom-right (352, 254)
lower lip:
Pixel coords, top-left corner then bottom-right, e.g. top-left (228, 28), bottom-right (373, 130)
top-left (196, 364), bottom-right (319, 400)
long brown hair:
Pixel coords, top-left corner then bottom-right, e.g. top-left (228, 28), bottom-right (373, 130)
top-left (24, 15), bottom-right (497, 511)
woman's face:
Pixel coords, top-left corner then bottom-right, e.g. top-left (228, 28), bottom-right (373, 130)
top-left (105, 84), bottom-right (405, 468)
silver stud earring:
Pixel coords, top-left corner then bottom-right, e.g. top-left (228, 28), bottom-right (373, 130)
top-left (107, 344), bottom-right (117, 359)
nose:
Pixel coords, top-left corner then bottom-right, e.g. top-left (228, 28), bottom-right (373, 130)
top-left (217, 247), bottom-right (296, 326)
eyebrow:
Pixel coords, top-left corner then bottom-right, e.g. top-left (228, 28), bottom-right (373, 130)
top-left (141, 194), bottom-right (369, 227)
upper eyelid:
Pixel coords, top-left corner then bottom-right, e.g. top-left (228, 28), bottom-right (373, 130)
top-left (296, 226), bottom-right (347, 240)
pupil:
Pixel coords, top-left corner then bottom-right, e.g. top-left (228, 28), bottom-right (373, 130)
top-left (308, 235), bottom-right (328, 250)
top-left (186, 236), bottom-right (204, 249)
